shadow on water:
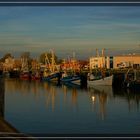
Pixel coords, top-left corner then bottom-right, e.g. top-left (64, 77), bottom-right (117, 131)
top-left (112, 86), bottom-right (140, 109)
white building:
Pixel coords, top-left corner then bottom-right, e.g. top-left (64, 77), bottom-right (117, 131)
top-left (89, 49), bottom-right (112, 69)
top-left (89, 53), bottom-right (140, 69)
top-left (113, 54), bottom-right (140, 69)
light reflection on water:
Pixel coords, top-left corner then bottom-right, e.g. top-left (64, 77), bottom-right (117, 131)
top-left (4, 78), bottom-right (140, 134)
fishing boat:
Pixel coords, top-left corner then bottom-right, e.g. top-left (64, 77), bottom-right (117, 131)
top-left (20, 55), bottom-right (30, 80)
top-left (3, 71), bottom-right (10, 78)
top-left (9, 69), bottom-right (20, 78)
top-left (42, 51), bottom-right (60, 82)
top-left (87, 49), bottom-right (113, 86)
top-left (61, 72), bottom-right (81, 85)
top-left (20, 71), bottom-right (30, 80)
top-left (60, 71), bottom-right (81, 88)
top-left (87, 73), bottom-right (113, 86)
top-left (123, 68), bottom-right (140, 91)
top-left (60, 53), bottom-right (81, 85)
top-left (43, 71), bottom-right (60, 81)
top-left (31, 71), bottom-right (41, 80)
top-left (62, 80), bottom-right (81, 88)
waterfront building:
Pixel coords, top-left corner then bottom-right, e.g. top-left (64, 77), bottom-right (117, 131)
top-left (89, 49), bottom-right (140, 69)
top-left (3, 56), bottom-right (15, 71)
top-left (89, 49), bottom-right (111, 69)
top-left (89, 56), bottom-right (110, 69)
top-left (113, 54), bottom-right (140, 69)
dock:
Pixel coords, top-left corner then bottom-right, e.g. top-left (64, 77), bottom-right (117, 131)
top-left (0, 117), bottom-right (35, 138)
top-left (0, 117), bottom-right (21, 136)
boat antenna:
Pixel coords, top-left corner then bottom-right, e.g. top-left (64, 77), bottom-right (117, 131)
top-left (102, 48), bottom-right (105, 68)
top-left (102, 48), bottom-right (105, 57)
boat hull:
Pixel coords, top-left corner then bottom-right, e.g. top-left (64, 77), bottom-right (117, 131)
top-left (42, 72), bottom-right (59, 81)
top-left (63, 82), bottom-right (81, 88)
top-left (61, 75), bottom-right (80, 83)
top-left (20, 73), bottom-right (30, 80)
top-left (87, 75), bottom-right (113, 86)
top-left (31, 76), bottom-right (41, 81)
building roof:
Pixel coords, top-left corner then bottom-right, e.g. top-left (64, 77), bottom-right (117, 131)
top-left (113, 54), bottom-right (140, 57)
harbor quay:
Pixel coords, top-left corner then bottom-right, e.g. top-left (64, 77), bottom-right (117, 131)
top-left (0, 67), bottom-right (137, 89)
top-left (0, 50), bottom-right (139, 90)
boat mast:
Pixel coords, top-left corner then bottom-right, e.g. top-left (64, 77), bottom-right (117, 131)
top-left (134, 69), bottom-right (137, 81)
top-left (72, 52), bottom-right (76, 75)
top-left (45, 53), bottom-right (51, 71)
top-left (21, 54), bottom-right (29, 72)
top-left (102, 48), bottom-right (105, 68)
top-left (51, 50), bottom-right (55, 73)
top-left (50, 50), bottom-right (58, 73)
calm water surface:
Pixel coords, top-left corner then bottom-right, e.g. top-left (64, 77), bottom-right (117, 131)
top-left (3, 78), bottom-right (140, 134)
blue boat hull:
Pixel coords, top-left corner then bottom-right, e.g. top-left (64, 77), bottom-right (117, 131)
top-left (62, 82), bottom-right (81, 89)
top-left (61, 75), bottom-right (80, 83)
top-left (42, 72), bottom-right (60, 81)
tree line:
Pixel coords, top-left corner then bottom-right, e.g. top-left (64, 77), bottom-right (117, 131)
top-left (0, 52), bottom-right (63, 64)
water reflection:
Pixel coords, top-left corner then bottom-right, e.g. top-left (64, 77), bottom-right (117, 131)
top-left (113, 87), bottom-right (140, 112)
top-left (88, 85), bottom-right (140, 120)
top-left (5, 78), bottom-right (82, 112)
top-left (0, 78), bottom-right (20, 135)
top-left (5, 78), bottom-right (140, 126)
top-left (43, 82), bottom-right (57, 112)
top-left (88, 86), bottom-right (113, 120)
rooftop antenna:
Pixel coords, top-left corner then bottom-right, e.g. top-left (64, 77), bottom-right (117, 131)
top-left (96, 49), bottom-right (99, 57)
top-left (73, 52), bottom-right (76, 59)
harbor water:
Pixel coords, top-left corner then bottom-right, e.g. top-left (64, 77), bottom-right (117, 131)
top-left (3, 78), bottom-right (140, 135)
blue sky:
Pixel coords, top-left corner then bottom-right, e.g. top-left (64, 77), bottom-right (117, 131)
top-left (0, 6), bottom-right (140, 59)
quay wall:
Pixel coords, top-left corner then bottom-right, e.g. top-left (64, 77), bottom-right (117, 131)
top-left (0, 78), bottom-right (4, 117)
